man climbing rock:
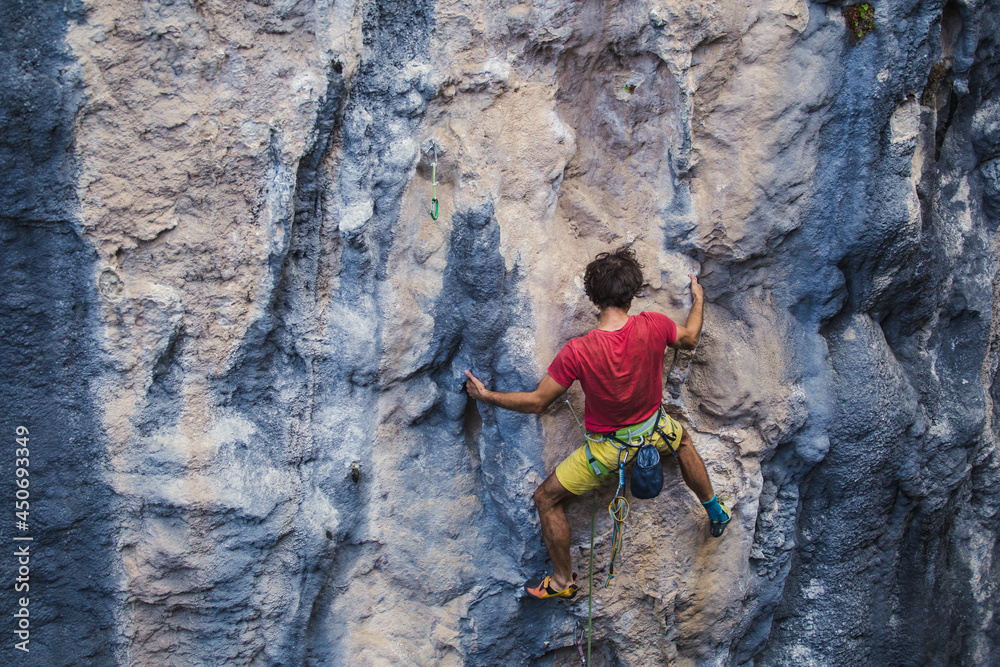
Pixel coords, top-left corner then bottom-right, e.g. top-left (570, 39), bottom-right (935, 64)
top-left (464, 246), bottom-right (730, 600)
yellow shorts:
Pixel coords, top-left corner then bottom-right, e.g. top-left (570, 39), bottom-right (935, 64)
top-left (555, 412), bottom-right (684, 495)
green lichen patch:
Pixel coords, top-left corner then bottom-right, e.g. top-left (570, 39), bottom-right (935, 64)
top-left (843, 3), bottom-right (876, 46)
top-left (921, 61), bottom-right (950, 107)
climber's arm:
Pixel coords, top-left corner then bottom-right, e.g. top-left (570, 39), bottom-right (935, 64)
top-left (463, 371), bottom-right (569, 414)
top-left (672, 273), bottom-right (704, 350)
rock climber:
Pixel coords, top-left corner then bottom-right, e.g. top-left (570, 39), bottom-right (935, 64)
top-left (463, 246), bottom-right (730, 600)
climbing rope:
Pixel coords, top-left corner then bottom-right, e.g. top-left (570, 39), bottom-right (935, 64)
top-left (587, 488), bottom-right (595, 664)
top-left (564, 397), bottom-right (641, 654)
top-left (561, 379), bottom-right (666, 650)
top-left (430, 143), bottom-right (439, 220)
top-left (564, 394), bottom-right (661, 646)
top-left (605, 444), bottom-right (630, 588)
top-left (624, 85), bottom-right (633, 206)
top-left (565, 397), bottom-right (596, 662)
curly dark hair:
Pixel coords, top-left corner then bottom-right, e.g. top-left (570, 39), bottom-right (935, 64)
top-left (583, 246), bottom-right (644, 309)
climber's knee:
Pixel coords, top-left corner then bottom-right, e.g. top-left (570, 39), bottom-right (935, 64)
top-left (672, 428), bottom-right (703, 465)
top-left (534, 474), bottom-right (572, 512)
top-left (533, 483), bottom-right (547, 509)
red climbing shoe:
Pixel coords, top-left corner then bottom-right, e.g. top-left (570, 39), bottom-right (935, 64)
top-left (524, 573), bottom-right (578, 600)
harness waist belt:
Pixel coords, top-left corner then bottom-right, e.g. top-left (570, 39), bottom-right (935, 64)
top-left (582, 405), bottom-right (680, 478)
top-left (591, 408), bottom-right (661, 443)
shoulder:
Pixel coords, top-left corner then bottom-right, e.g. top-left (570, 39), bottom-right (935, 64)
top-left (637, 311), bottom-right (674, 326)
top-left (552, 329), bottom-right (603, 367)
top-left (549, 335), bottom-right (586, 384)
top-left (637, 311), bottom-right (677, 342)
top-left (551, 334), bottom-right (589, 365)
top-left (556, 333), bottom-right (588, 351)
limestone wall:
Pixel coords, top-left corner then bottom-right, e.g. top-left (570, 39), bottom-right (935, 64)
top-left (1, 0), bottom-right (998, 665)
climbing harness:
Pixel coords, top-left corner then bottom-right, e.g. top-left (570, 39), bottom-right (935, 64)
top-left (579, 406), bottom-right (679, 479)
top-left (429, 143), bottom-right (439, 220)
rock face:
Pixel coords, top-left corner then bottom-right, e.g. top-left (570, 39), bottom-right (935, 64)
top-left (1, 0), bottom-right (998, 664)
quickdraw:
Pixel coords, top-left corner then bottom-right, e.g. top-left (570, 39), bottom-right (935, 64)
top-left (429, 143), bottom-right (439, 220)
top-left (574, 620), bottom-right (587, 666)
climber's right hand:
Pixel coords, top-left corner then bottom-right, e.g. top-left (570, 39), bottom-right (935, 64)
top-left (689, 273), bottom-right (704, 301)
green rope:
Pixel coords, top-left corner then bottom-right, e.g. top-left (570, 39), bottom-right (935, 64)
top-left (564, 397), bottom-right (599, 662)
top-left (588, 489), bottom-right (595, 664)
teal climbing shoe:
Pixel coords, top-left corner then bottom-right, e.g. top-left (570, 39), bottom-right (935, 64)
top-left (710, 500), bottom-right (731, 538)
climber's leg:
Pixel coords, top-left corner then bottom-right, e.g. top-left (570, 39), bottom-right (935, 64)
top-left (674, 428), bottom-right (713, 502)
top-left (675, 428), bottom-right (731, 536)
top-left (532, 473), bottom-right (576, 590)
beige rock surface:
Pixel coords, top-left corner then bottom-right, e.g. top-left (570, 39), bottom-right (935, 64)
top-left (5, 0), bottom-right (993, 664)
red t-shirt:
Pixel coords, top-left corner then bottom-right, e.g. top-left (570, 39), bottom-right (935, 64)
top-left (547, 312), bottom-right (677, 433)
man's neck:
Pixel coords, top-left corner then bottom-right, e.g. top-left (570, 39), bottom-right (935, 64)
top-left (597, 305), bottom-right (630, 331)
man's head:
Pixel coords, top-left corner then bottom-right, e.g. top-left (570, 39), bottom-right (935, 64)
top-left (583, 245), bottom-right (644, 310)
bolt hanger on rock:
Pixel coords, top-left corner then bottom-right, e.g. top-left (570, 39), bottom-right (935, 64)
top-left (614, 72), bottom-right (645, 101)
